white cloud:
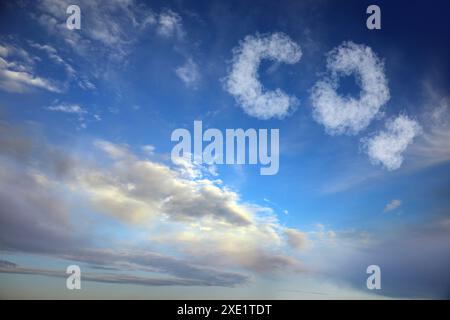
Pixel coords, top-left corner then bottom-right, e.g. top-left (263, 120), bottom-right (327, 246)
top-left (94, 139), bottom-right (130, 160)
top-left (0, 67), bottom-right (61, 93)
top-left (310, 41), bottom-right (390, 135)
top-left (157, 10), bottom-right (183, 38)
top-left (46, 103), bottom-right (86, 114)
top-left (45, 102), bottom-right (99, 129)
top-left (309, 224), bottom-right (337, 241)
top-left (175, 58), bottom-right (200, 88)
top-left (224, 32), bottom-right (302, 120)
top-left (141, 144), bottom-right (155, 156)
top-left (384, 199), bottom-right (401, 212)
top-left (0, 42), bottom-right (61, 93)
top-left (78, 78), bottom-right (96, 90)
top-left (362, 115), bottom-right (421, 170)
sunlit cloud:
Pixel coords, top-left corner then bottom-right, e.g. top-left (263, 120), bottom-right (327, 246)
top-left (0, 124), bottom-right (307, 286)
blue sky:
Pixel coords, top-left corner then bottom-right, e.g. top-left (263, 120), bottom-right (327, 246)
top-left (0, 0), bottom-right (450, 299)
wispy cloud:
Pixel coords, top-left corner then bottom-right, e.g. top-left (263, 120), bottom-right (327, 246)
top-left (0, 42), bottom-right (61, 93)
top-left (46, 103), bottom-right (86, 114)
top-left (175, 58), bottom-right (200, 88)
top-left (0, 257), bottom-right (248, 287)
top-left (45, 102), bottom-right (92, 129)
top-left (28, 41), bottom-right (76, 76)
top-left (27, 40), bottom-right (96, 91)
top-left (384, 199), bottom-right (401, 212)
top-left (33, 0), bottom-right (185, 63)
top-left (408, 84), bottom-right (450, 169)
top-left (156, 9), bottom-right (184, 39)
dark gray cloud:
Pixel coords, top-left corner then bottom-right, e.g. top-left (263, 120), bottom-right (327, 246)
top-left (0, 260), bottom-right (17, 268)
top-left (0, 121), bottom-right (75, 178)
top-left (60, 248), bottom-right (250, 287)
top-left (0, 259), bottom-right (244, 287)
top-left (0, 151), bottom-right (80, 254)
